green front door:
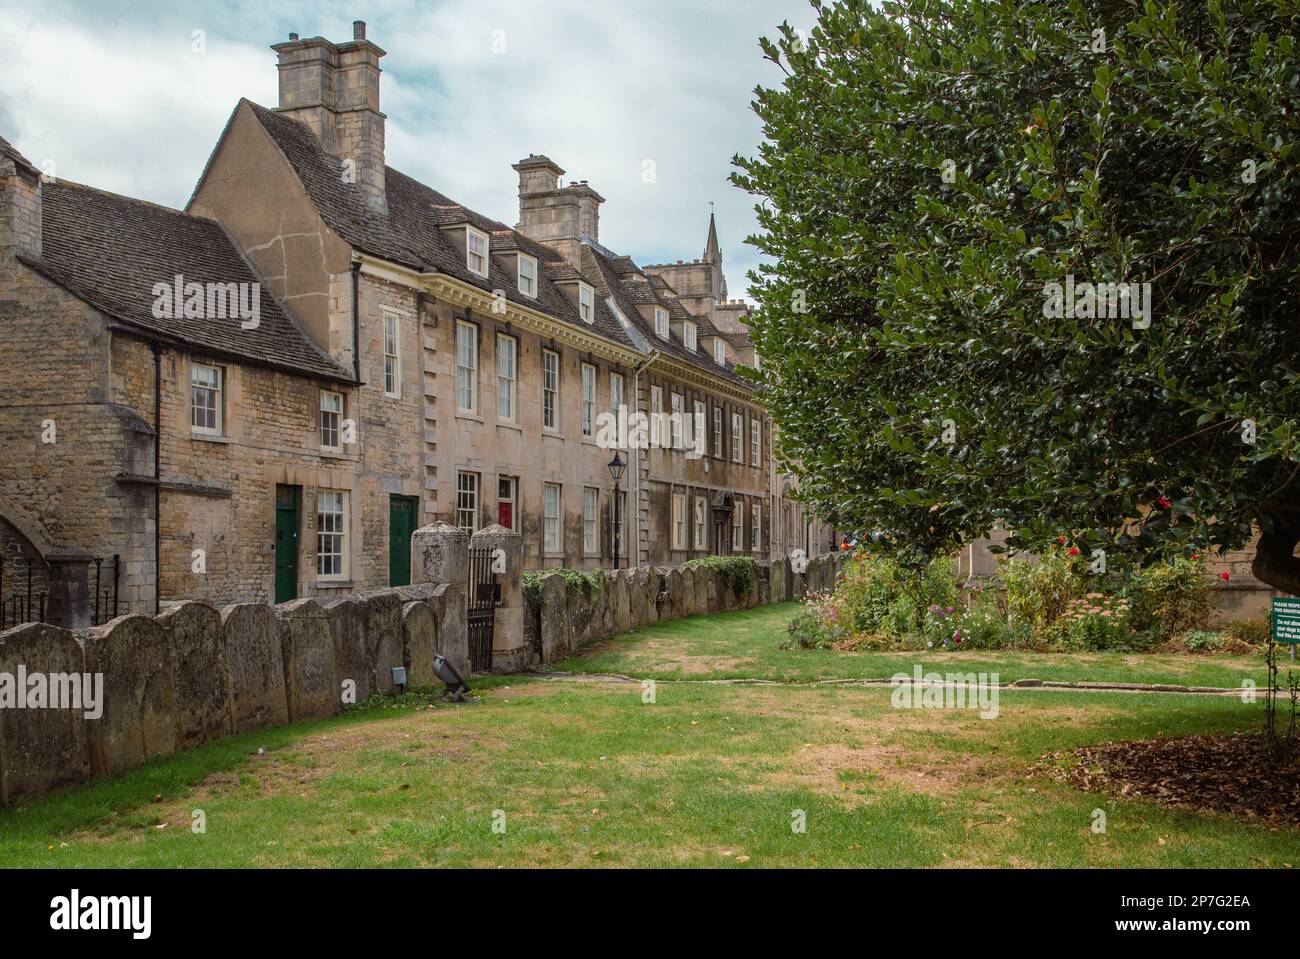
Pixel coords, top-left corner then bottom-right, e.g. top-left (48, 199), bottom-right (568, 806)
top-left (274, 484), bottom-right (300, 603)
top-left (389, 495), bottom-right (418, 587)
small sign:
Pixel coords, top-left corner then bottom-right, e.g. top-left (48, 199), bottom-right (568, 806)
top-left (1272, 597), bottom-right (1300, 644)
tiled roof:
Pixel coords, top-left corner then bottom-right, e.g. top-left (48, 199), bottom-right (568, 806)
top-left (24, 179), bottom-right (352, 382)
top-left (243, 102), bottom-right (637, 353)
top-left (584, 246), bottom-right (748, 385)
top-left (240, 100), bottom-right (751, 388)
top-left (0, 134), bottom-right (38, 177)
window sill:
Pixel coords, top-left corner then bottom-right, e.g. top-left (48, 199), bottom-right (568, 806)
top-left (455, 411), bottom-right (485, 424)
top-left (542, 430), bottom-right (566, 441)
top-left (315, 579), bottom-right (354, 589)
top-left (320, 448), bottom-right (355, 461)
top-left (191, 432), bottom-right (230, 444)
top-left (496, 421), bottom-right (522, 432)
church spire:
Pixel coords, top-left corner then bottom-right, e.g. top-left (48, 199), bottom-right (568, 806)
top-left (704, 202), bottom-right (721, 265)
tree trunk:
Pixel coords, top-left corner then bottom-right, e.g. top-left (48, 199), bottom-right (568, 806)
top-left (1252, 511), bottom-right (1300, 595)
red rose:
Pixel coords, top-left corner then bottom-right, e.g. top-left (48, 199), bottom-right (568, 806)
top-left (1219, 571), bottom-right (1230, 581)
top-left (1157, 496), bottom-right (1171, 509)
top-left (1068, 547), bottom-right (1080, 556)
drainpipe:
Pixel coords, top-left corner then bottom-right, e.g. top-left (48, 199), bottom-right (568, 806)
top-left (151, 340), bottom-right (162, 614)
top-left (630, 351), bottom-right (658, 569)
top-left (350, 259), bottom-right (362, 384)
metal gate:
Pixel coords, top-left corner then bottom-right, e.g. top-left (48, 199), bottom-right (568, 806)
top-left (467, 545), bottom-right (498, 673)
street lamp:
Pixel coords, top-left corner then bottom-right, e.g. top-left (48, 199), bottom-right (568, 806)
top-left (607, 451), bottom-right (626, 570)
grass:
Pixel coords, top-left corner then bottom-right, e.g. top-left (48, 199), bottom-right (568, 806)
top-left (558, 601), bottom-right (1270, 688)
top-left (0, 603), bottom-right (1289, 868)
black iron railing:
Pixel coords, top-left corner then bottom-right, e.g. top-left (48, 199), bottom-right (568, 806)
top-left (0, 553), bottom-right (119, 630)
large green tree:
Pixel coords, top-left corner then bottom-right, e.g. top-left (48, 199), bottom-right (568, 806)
top-left (734, 0), bottom-right (1300, 587)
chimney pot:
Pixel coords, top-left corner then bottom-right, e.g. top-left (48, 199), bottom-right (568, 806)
top-left (354, 20), bottom-right (366, 40)
top-left (289, 32), bottom-right (299, 40)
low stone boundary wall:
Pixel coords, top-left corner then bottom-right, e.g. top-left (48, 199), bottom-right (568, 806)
top-left (530, 554), bottom-right (843, 666)
top-left (0, 583), bottom-right (467, 805)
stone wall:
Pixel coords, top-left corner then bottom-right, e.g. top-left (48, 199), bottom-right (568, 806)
top-left (0, 581), bottom-right (468, 805)
top-left (527, 554), bottom-right (843, 668)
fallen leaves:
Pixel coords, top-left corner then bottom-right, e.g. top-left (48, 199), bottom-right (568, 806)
top-left (1038, 732), bottom-right (1300, 827)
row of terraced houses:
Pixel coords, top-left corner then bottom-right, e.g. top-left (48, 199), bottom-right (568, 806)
top-left (0, 21), bottom-right (835, 621)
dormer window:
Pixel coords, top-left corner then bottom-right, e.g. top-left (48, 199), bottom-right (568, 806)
top-left (578, 282), bottom-right (595, 324)
top-left (517, 253), bottom-right (537, 297)
top-left (654, 306), bottom-right (669, 340)
top-left (466, 226), bottom-right (490, 278)
top-left (714, 338), bottom-right (726, 365)
top-left (683, 321), bottom-right (697, 352)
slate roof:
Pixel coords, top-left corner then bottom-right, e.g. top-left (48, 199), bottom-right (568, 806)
top-left (23, 179), bottom-right (352, 382)
top-left (238, 100), bottom-right (750, 387)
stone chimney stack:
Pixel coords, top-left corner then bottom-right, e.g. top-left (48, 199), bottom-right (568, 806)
top-left (273, 21), bottom-right (388, 214)
top-left (513, 155), bottom-right (604, 268)
top-left (0, 136), bottom-right (42, 269)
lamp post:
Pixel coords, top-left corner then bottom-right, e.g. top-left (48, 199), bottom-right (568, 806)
top-left (607, 451), bottom-right (626, 570)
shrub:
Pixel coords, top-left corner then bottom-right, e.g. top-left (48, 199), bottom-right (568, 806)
top-left (1227, 616), bottom-right (1270, 647)
top-left (1003, 547), bottom-right (1086, 637)
top-left (522, 567), bottom-right (604, 614)
top-left (785, 608), bottom-right (833, 649)
top-left (1056, 593), bottom-right (1134, 651)
top-left (684, 555), bottom-right (759, 598)
top-left (1127, 556), bottom-right (1214, 643)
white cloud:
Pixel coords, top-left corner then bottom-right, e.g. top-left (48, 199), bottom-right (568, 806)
top-left (0, 0), bottom-right (808, 298)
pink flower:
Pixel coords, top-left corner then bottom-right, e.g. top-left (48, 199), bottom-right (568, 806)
top-left (1157, 495), bottom-right (1171, 509)
top-left (1068, 547), bottom-right (1080, 556)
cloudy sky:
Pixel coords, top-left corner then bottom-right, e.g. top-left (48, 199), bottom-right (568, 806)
top-left (0, 0), bottom-right (814, 300)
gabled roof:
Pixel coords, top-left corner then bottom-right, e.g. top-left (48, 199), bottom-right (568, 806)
top-left (24, 179), bottom-right (352, 382)
top-left (0, 134), bottom-right (39, 178)
top-left (584, 245), bottom-right (747, 384)
top-left (241, 101), bottom-right (637, 353)
top-left (238, 99), bottom-right (751, 389)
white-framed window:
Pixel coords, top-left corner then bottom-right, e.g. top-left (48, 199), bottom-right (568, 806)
top-left (517, 253), bottom-right (537, 297)
top-left (581, 363), bottom-right (596, 437)
top-left (543, 482), bottom-right (562, 554)
top-left (320, 389), bottom-right (343, 453)
top-left (751, 417), bottom-right (761, 465)
top-left (466, 226), bottom-right (490, 278)
top-left (583, 487), bottom-right (599, 555)
top-left (383, 311), bottom-right (400, 397)
top-left (732, 500), bottom-right (744, 551)
top-left (610, 372), bottom-right (624, 446)
top-left (316, 489), bottom-right (348, 580)
top-left (693, 399), bottom-right (705, 454)
top-left (672, 492), bottom-right (687, 550)
top-left (542, 349), bottom-right (560, 430)
top-left (694, 496), bottom-right (707, 549)
top-left (456, 320), bottom-right (478, 413)
top-left (498, 475), bottom-right (517, 531)
top-left (670, 392), bottom-right (683, 449)
top-left (650, 385), bottom-right (663, 446)
top-left (190, 362), bottom-right (223, 435)
top-left (714, 338), bottom-right (726, 365)
top-left (732, 411), bottom-right (743, 462)
top-left (578, 282), bottom-right (595, 324)
top-left (752, 501), bottom-right (762, 553)
top-left (713, 406), bottom-right (722, 457)
top-left (496, 333), bottom-right (516, 422)
top-left (456, 471), bottom-right (480, 534)
top-left (654, 306), bottom-right (669, 340)
top-left (683, 321), bottom-right (697, 352)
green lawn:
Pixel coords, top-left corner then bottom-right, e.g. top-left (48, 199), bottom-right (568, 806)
top-left (0, 603), bottom-right (1289, 868)
top-left (559, 601), bottom-right (1269, 689)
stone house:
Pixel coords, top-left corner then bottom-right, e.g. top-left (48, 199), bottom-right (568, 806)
top-left (0, 21), bottom-right (836, 620)
top-left (0, 133), bottom-right (358, 621)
